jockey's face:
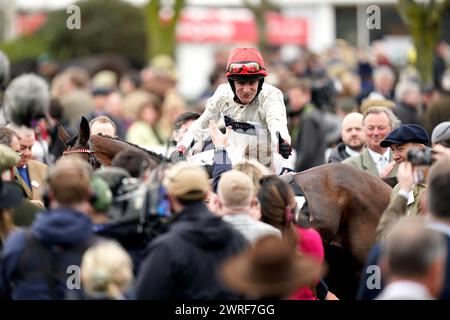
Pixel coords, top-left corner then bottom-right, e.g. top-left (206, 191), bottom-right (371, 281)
top-left (234, 80), bottom-right (259, 105)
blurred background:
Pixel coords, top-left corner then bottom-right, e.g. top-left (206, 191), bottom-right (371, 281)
top-left (1, 0), bottom-right (449, 103)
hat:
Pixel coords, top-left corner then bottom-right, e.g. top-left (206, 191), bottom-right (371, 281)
top-left (431, 121), bottom-right (450, 144)
top-left (380, 124), bottom-right (430, 148)
top-left (92, 70), bottom-right (117, 90)
top-left (163, 163), bottom-right (209, 201)
top-left (360, 99), bottom-right (396, 114)
top-left (0, 144), bottom-right (19, 172)
top-left (219, 235), bottom-right (322, 299)
top-left (0, 180), bottom-right (23, 210)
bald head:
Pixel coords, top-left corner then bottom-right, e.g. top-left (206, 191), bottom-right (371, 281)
top-left (341, 112), bottom-right (365, 152)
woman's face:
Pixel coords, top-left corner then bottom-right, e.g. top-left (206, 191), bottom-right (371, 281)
top-left (140, 105), bottom-right (159, 126)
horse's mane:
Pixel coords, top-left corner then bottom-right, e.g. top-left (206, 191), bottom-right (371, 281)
top-left (98, 134), bottom-right (171, 162)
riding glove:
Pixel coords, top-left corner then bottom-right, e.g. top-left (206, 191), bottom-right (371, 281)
top-left (277, 132), bottom-right (292, 159)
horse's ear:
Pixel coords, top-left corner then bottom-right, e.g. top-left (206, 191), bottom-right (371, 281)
top-left (79, 116), bottom-right (91, 145)
top-left (57, 123), bottom-right (71, 146)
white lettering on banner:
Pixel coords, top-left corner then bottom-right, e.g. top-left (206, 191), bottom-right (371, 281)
top-left (367, 5), bottom-right (381, 30)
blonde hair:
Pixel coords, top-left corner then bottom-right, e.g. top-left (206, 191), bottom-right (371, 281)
top-left (81, 240), bottom-right (133, 299)
top-left (218, 170), bottom-right (254, 210)
top-left (233, 160), bottom-right (271, 195)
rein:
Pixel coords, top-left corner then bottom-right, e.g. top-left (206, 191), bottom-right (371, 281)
top-left (62, 142), bottom-right (102, 169)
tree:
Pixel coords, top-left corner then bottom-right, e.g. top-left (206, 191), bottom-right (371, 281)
top-left (398, 0), bottom-right (449, 87)
top-left (1, 0), bottom-right (146, 65)
top-left (243, 0), bottom-right (279, 55)
top-left (144, 0), bottom-right (185, 61)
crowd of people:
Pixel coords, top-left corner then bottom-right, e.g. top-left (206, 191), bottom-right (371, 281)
top-left (1, 38), bottom-right (450, 300)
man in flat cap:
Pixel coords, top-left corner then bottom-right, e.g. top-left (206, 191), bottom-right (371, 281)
top-left (376, 124), bottom-right (430, 240)
top-left (431, 121), bottom-right (450, 148)
top-left (135, 163), bottom-right (247, 299)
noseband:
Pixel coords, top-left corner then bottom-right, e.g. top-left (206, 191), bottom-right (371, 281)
top-left (62, 142), bottom-right (102, 169)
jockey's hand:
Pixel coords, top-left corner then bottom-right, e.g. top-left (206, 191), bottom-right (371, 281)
top-left (277, 132), bottom-right (292, 159)
top-left (170, 146), bottom-right (187, 163)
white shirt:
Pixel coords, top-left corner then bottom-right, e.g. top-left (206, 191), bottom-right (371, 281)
top-left (345, 145), bottom-right (361, 157)
top-left (179, 83), bottom-right (291, 151)
top-left (376, 280), bottom-right (434, 300)
top-left (368, 148), bottom-right (391, 175)
top-left (223, 213), bottom-right (282, 244)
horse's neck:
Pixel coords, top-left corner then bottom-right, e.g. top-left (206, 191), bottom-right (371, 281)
top-left (92, 137), bottom-right (125, 160)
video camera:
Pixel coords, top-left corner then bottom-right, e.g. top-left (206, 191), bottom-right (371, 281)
top-left (407, 147), bottom-right (436, 166)
top-left (407, 147), bottom-right (436, 184)
top-left (95, 175), bottom-right (173, 249)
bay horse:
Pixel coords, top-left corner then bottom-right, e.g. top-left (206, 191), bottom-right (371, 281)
top-left (288, 163), bottom-right (392, 299)
top-left (58, 116), bottom-right (170, 168)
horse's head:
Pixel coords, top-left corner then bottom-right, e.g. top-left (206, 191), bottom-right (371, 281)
top-left (58, 116), bottom-right (102, 169)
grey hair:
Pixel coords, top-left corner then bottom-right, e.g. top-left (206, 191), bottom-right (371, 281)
top-left (3, 73), bottom-right (50, 127)
top-left (383, 216), bottom-right (447, 277)
top-left (0, 50), bottom-right (10, 89)
top-left (363, 106), bottom-right (401, 130)
top-left (373, 65), bottom-right (395, 82)
top-left (395, 80), bottom-right (420, 102)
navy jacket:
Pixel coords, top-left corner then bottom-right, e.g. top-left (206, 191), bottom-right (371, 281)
top-left (135, 201), bottom-right (247, 299)
top-left (0, 208), bottom-right (95, 300)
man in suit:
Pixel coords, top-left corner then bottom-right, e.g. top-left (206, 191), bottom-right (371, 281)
top-left (376, 124), bottom-right (431, 240)
top-left (7, 124), bottom-right (48, 203)
top-left (342, 106), bottom-right (400, 179)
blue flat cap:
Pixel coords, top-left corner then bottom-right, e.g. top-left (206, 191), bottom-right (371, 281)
top-left (380, 124), bottom-right (430, 148)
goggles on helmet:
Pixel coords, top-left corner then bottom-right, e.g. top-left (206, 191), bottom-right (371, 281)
top-left (227, 62), bottom-right (265, 75)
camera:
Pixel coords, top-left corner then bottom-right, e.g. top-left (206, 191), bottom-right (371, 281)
top-left (407, 147), bottom-right (436, 166)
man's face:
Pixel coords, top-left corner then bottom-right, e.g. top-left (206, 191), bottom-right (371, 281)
top-left (341, 117), bottom-right (365, 150)
top-left (10, 135), bottom-right (21, 155)
top-left (173, 120), bottom-right (195, 144)
top-left (364, 112), bottom-right (392, 151)
top-left (391, 142), bottom-right (423, 164)
top-left (90, 121), bottom-right (116, 137)
top-left (18, 134), bottom-right (35, 167)
top-left (234, 80), bottom-right (259, 105)
top-left (287, 87), bottom-right (311, 112)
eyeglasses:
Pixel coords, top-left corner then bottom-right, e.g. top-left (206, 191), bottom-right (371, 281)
top-left (227, 62), bottom-right (264, 74)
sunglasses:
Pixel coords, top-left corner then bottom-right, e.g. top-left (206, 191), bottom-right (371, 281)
top-left (227, 62), bottom-right (264, 74)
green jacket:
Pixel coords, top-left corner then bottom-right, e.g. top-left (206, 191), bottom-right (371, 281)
top-left (341, 148), bottom-right (398, 178)
top-left (375, 182), bottom-right (427, 241)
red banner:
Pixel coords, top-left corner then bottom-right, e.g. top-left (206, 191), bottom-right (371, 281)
top-left (177, 9), bottom-right (308, 45)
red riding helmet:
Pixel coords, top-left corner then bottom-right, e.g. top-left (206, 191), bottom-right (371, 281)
top-left (225, 48), bottom-right (268, 79)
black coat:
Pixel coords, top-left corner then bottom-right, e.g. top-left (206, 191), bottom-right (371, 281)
top-left (135, 201), bottom-right (247, 300)
top-left (328, 143), bottom-right (351, 164)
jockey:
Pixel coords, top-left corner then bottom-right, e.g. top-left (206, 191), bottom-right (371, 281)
top-left (172, 47), bottom-right (292, 161)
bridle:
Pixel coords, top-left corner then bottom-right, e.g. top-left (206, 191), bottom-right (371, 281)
top-left (62, 141), bottom-right (102, 169)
